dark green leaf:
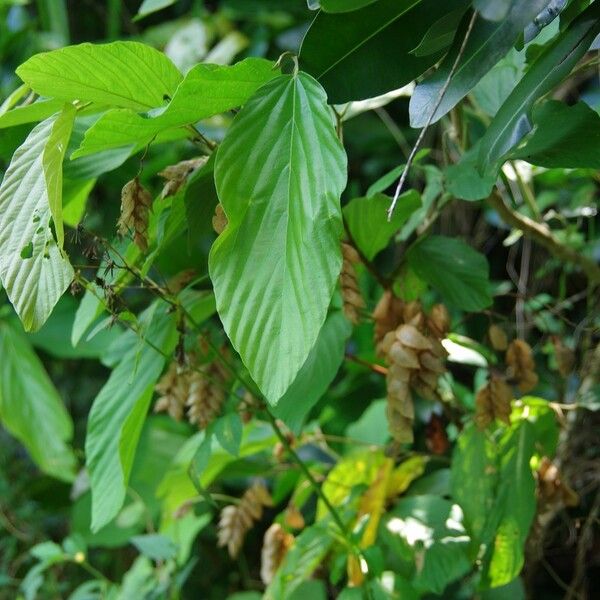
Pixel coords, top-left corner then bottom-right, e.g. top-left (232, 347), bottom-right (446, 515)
top-left (410, 5), bottom-right (467, 57)
top-left (300, 0), bottom-right (467, 103)
top-left (214, 413), bottom-right (243, 456)
top-left (406, 235), bottom-right (493, 311)
top-left (319, 0), bottom-right (379, 12)
top-left (474, 0), bottom-right (511, 21)
top-left (209, 73), bottom-right (347, 403)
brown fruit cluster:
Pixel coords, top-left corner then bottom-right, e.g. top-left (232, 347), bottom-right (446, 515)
top-left (217, 482), bottom-right (273, 559)
top-left (550, 336), bottom-right (576, 377)
top-left (506, 339), bottom-right (538, 393)
top-left (340, 242), bottom-right (365, 325)
top-left (154, 351), bottom-right (230, 430)
top-left (118, 177), bottom-right (152, 251)
top-left (536, 457), bottom-right (579, 511)
top-left (158, 157), bottom-right (206, 199)
top-left (475, 375), bottom-right (513, 429)
top-left (373, 292), bottom-right (449, 444)
top-left (212, 203), bottom-right (228, 235)
top-left (260, 523), bottom-right (294, 585)
top-left (488, 324), bottom-right (508, 351)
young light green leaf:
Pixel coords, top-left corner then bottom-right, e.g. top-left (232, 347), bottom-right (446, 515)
top-left (85, 302), bottom-right (177, 532)
top-left (409, 1), bottom-right (550, 127)
top-left (43, 103), bottom-right (76, 249)
top-left (272, 311), bottom-right (351, 433)
top-left (73, 58), bottom-right (277, 157)
top-left (0, 320), bottom-right (76, 481)
top-left (508, 101), bottom-right (600, 168)
top-left (0, 116), bottom-right (74, 332)
top-left (343, 191), bottom-right (421, 260)
top-left (209, 72), bottom-right (347, 403)
top-left (300, 0), bottom-right (467, 103)
top-left (16, 41), bottom-right (182, 110)
top-left (0, 98), bottom-right (65, 129)
top-left (477, 2), bottom-right (600, 174)
top-left (406, 235), bottom-right (492, 311)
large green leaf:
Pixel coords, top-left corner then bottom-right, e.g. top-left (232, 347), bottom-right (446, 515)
top-left (409, 0), bottom-right (550, 127)
top-left (16, 41), bottom-right (182, 111)
top-left (85, 302), bottom-right (177, 531)
top-left (477, 2), bottom-right (600, 174)
top-left (0, 320), bottom-right (76, 481)
top-left (73, 58), bottom-right (277, 157)
top-left (0, 116), bottom-right (74, 332)
top-left (272, 311), bottom-right (351, 432)
top-left (508, 100), bottom-right (600, 168)
top-left (43, 103), bottom-right (76, 249)
top-left (380, 495), bottom-right (471, 595)
top-left (343, 191), bottom-right (421, 260)
top-left (209, 72), bottom-right (347, 403)
top-left (319, 0), bottom-right (379, 11)
top-left (300, 0), bottom-right (467, 103)
top-left (406, 235), bottom-right (492, 311)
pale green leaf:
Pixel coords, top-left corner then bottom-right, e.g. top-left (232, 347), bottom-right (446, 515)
top-left (209, 72), bottom-right (347, 403)
top-left (0, 320), bottom-right (76, 481)
top-left (73, 58), bottom-right (277, 157)
top-left (214, 412), bottom-right (243, 456)
top-left (16, 41), bottom-right (183, 111)
top-left (0, 116), bottom-right (74, 331)
top-left (43, 103), bottom-right (76, 248)
top-left (135, 0), bottom-right (177, 20)
top-left (0, 98), bottom-right (64, 129)
top-left (343, 192), bottom-right (420, 260)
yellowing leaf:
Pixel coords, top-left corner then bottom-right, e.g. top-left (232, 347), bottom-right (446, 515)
top-left (387, 455), bottom-right (428, 498)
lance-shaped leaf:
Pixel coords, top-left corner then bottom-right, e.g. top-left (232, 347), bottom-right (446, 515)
top-left (477, 1), bottom-right (600, 175)
top-left (409, 0), bottom-right (550, 127)
top-left (16, 41), bottom-right (182, 110)
top-left (209, 72), bottom-right (347, 403)
top-left (0, 320), bottom-right (76, 481)
top-left (300, 0), bottom-right (468, 104)
top-left (0, 116), bottom-right (74, 331)
top-left (73, 58), bottom-right (278, 157)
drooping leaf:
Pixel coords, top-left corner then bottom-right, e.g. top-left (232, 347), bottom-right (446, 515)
top-left (43, 103), bottom-right (76, 249)
top-left (380, 495), bottom-right (471, 595)
top-left (406, 235), bottom-right (493, 311)
top-left (209, 72), bottom-right (347, 403)
top-left (85, 302), bottom-right (177, 531)
top-left (272, 311), bottom-right (351, 433)
top-left (409, 1), bottom-right (550, 127)
top-left (16, 41), bottom-right (183, 110)
top-left (0, 116), bottom-right (74, 332)
top-left (477, 2), bottom-right (600, 174)
top-left (300, 0), bottom-right (468, 103)
top-left (73, 58), bottom-right (277, 157)
top-left (508, 100), bottom-right (600, 168)
top-left (343, 191), bottom-right (421, 260)
top-left (0, 320), bottom-right (76, 481)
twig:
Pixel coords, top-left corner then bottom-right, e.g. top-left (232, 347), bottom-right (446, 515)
top-left (387, 10), bottom-right (478, 220)
top-left (488, 191), bottom-right (600, 285)
top-left (345, 353), bottom-right (388, 376)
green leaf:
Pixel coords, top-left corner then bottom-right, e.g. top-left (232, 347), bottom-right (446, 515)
top-left (445, 142), bottom-right (496, 201)
top-left (320, 0), bottom-right (379, 12)
top-left (130, 534), bottom-right (178, 561)
top-left (0, 116), bottom-right (74, 332)
top-left (135, 0), bottom-right (177, 20)
top-left (477, 2), bottom-right (600, 174)
top-left (85, 301), bottom-right (177, 531)
top-left (209, 72), bottom-right (347, 403)
top-left (16, 41), bottom-right (183, 110)
top-left (474, 0), bottom-right (511, 21)
top-left (272, 311), bottom-right (351, 433)
top-left (345, 400), bottom-right (389, 447)
top-left (380, 495), bottom-right (471, 594)
top-left (300, 0), bottom-right (467, 103)
top-left (214, 413), bottom-right (243, 456)
top-left (409, 1), bottom-right (550, 127)
top-left (410, 5), bottom-right (467, 57)
top-left (508, 100), bottom-right (600, 168)
top-left (43, 103), bottom-right (76, 249)
top-left (343, 191), bottom-right (421, 260)
top-left (0, 320), bottom-right (76, 481)
top-left (73, 58), bottom-right (277, 157)
top-left (406, 235), bottom-right (492, 311)
top-left (0, 98), bottom-right (65, 129)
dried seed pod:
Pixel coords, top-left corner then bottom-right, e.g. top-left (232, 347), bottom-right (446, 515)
top-left (260, 523), bottom-right (294, 585)
top-left (373, 291), bottom-right (405, 355)
top-left (154, 362), bottom-right (189, 421)
top-left (158, 157), bottom-right (206, 198)
top-left (118, 177), bottom-right (152, 251)
top-left (488, 324), bottom-right (509, 351)
top-left (395, 324), bottom-right (432, 350)
top-left (283, 505), bottom-right (305, 530)
top-left (238, 391), bottom-right (259, 424)
top-left (186, 360), bottom-right (230, 430)
top-left (537, 457), bottom-right (579, 509)
top-left (550, 336), bottom-right (576, 377)
top-left (217, 482), bottom-right (273, 559)
top-left (340, 242), bottom-right (365, 325)
top-left (166, 269), bottom-right (196, 294)
top-left (212, 203), bottom-right (228, 234)
top-left (506, 339), bottom-right (538, 393)
top-left (475, 375), bottom-right (513, 429)
top-left (427, 304), bottom-right (450, 339)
